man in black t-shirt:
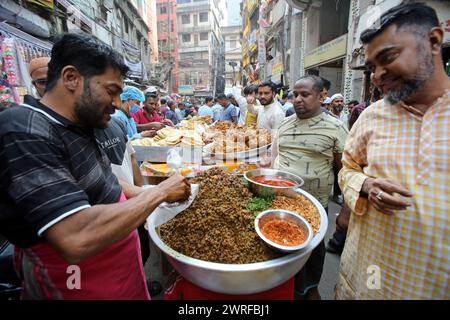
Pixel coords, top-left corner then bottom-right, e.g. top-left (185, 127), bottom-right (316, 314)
top-left (0, 33), bottom-right (190, 299)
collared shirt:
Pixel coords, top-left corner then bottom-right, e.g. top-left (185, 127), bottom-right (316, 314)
top-left (197, 105), bottom-right (214, 118)
top-left (282, 101), bottom-right (293, 114)
top-left (211, 104), bottom-right (223, 122)
top-left (175, 108), bottom-right (185, 121)
top-left (166, 109), bottom-right (179, 125)
top-left (274, 113), bottom-right (348, 208)
top-left (248, 100), bottom-right (285, 131)
top-left (220, 103), bottom-right (238, 121)
top-left (336, 92), bottom-right (450, 300)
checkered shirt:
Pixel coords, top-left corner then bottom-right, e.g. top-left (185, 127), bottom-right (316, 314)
top-left (336, 90), bottom-right (450, 299)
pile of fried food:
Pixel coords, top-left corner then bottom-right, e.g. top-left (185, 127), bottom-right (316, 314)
top-left (179, 116), bottom-right (213, 129)
top-left (203, 122), bottom-right (272, 154)
top-left (131, 120), bottom-right (271, 152)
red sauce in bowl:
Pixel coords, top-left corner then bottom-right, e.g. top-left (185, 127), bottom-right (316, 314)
top-left (261, 219), bottom-right (307, 246)
top-left (251, 175), bottom-right (297, 187)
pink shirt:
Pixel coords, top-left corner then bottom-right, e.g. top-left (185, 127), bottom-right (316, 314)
top-left (132, 109), bottom-right (162, 124)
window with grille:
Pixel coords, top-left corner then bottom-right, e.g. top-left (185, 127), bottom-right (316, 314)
top-left (199, 12), bottom-right (208, 22)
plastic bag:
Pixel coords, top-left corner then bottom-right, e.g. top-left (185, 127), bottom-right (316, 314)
top-left (167, 148), bottom-right (183, 173)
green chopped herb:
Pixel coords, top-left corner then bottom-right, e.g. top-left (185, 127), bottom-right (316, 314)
top-left (247, 197), bottom-right (273, 216)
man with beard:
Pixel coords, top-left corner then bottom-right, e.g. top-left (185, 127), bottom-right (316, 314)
top-left (0, 33), bottom-right (190, 299)
top-left (329, 93), bottom-right (348, 127)
top-left (336, 3), bottom-right (450, 299)
top-left (271, 75), bottom-right (348, 299)
top-left (132, 93), bottom-right (174, 130)
top-left (247, 81), bottom-right (285, 132)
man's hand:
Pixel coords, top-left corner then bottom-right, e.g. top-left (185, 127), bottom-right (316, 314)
top-left (152, 122), bottom-right (165, 130)
top-left (246, 95), bottom-right (256, 105)
top-left (361, 177), bottom-right (413, 215)
top-left (155, 173), bottom-right (191, 203)
top-left (162, 119), bottom-right (174, 127)
top-left (142, 130), bottom-right (156, 137)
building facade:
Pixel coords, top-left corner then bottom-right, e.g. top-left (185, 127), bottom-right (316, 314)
top-left (156, 0), bottom-right (179, 93)
top-left (176, 0), bottom-right (225, 97)
top-left (223, 25), bottom-right (242, 94)
top-left (0, 0), bottom-right (157, 82)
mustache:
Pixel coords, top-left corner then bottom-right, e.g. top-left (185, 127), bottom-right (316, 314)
top-left (380, 74), bottom-right (399, 83)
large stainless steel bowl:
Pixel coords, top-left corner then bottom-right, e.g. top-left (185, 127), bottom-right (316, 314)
top-left (147, 187), bottom-right (327, 295)
top-left (244, 168), bottom-right (304, 199)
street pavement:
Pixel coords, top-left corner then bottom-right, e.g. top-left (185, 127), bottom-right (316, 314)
top-left (145, 200), bottom-right (343, 300)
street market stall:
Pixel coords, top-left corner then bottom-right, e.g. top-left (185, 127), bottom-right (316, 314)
top-left (132, 118), bottom-right (272, 183)
top-left (146, 167), bottom-right (328, 295)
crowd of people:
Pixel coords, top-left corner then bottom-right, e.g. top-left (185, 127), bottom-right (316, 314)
top-left (0, 2), bottom-right (448, 300)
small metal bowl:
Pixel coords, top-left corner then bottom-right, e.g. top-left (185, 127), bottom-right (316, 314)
top-left (244, 168), bottom-right (304, 199)
top-left (255, 209), bottom-right (313, 254)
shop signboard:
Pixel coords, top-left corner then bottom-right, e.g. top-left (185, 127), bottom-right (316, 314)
top-left (304, 34), bottom-right (347, 69)
top-left (257, 29), bottom-right (266, 65)
top-left (178, 85), bottom-right (194, 95)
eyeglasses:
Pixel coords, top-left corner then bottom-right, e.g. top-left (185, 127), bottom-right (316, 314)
top-left (33, 79), bottom-right (47, 86)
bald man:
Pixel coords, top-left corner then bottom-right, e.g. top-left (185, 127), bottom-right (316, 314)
top-left (28, 57), bottom-right (50, 98)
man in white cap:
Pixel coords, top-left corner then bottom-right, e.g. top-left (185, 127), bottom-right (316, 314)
top-left (145, 86), bottom-right (159, 97)
top-left (329, 93), bottom-right (348, 126)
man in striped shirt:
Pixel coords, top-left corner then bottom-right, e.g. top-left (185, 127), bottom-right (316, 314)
top-left (0, 33), bottom-right (190, 299)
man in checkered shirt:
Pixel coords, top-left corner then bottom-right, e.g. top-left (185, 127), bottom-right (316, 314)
top-left (336, 3), bottom-right (450, 299)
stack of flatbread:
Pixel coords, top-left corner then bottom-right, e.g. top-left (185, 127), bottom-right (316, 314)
top-left (152, 127), bottom-right (182, 146)
top-left (180, 131), bottom-right (204, 148)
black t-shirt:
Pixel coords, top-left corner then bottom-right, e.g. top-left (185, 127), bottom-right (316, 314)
top-left (0, 97), bottom-right (121, 248)
top-left (95, 116), bottom-right (128, 166)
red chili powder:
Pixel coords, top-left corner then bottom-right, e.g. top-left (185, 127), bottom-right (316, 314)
top-left (261, 219), bottom-right (307, 246)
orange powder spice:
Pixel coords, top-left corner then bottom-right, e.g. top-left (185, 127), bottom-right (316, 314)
top-left (261, 219), bottom-right (307, 246)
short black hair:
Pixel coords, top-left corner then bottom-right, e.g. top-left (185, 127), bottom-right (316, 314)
top-left (145, 93), bottom-right (158, 101)
top-left (295, 75), bottom-right (324, 94)
top-left (216, 93), bottom-right (227, 100)
top-left (347, 100), bottom-right (359, 106)
top-left (160, 98), bottom-right (167, 104)
top-left (258, 81), bottom-right (277, 93)
top-left (360, 2), bottom-right (439, 45)
top-left (243, 85), bottom-right (257, 95)
top-left (320, 77), bottom-right (331, 91)
top-left (205, 96), bottom-right (214, 103)
top-left (167, 100), bottom-right (174, 107)
top-left (46, 33), bottom-right (129, 92)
